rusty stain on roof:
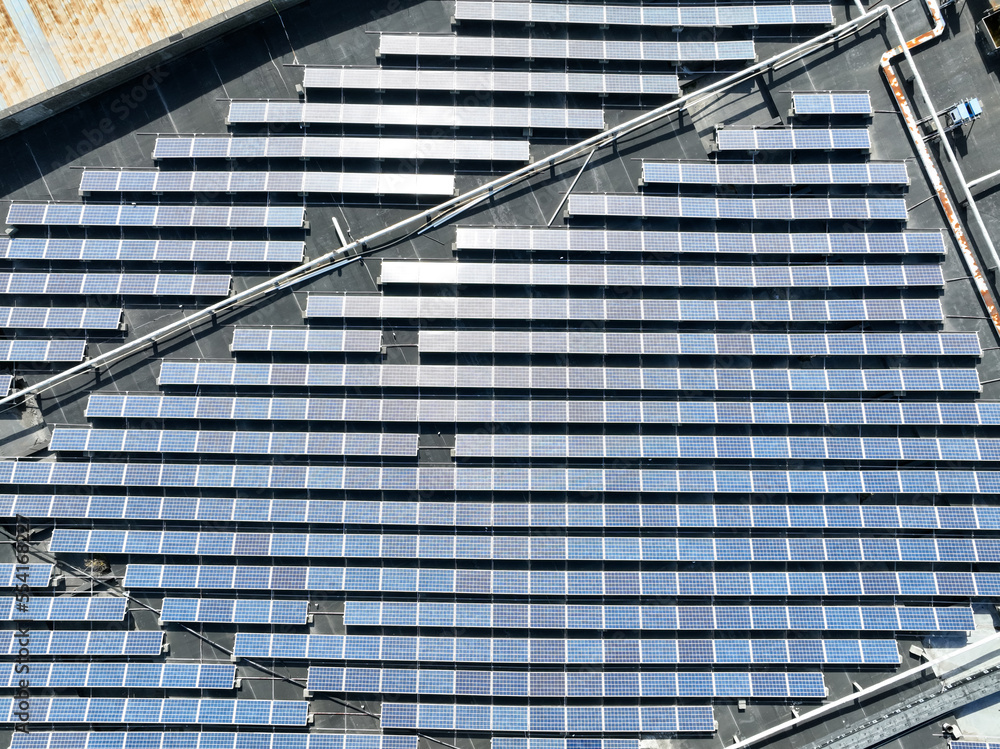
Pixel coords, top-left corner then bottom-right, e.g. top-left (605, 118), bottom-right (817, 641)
top-left (0, 0), bottom-right (249, 109)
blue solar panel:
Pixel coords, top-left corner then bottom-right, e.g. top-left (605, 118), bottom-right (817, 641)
top-left (85, 394), bottom-right (995, 427)
top-left (9, 495), bottom-right (998, 530)
top-left (454, 227), bottom-right (946, 254)
top-left (305, 295), bottom-right (940, 322)
top-left (0, 308), bottom-right (121, 329)
top-left (0, 663), bottom-right (235, 689)
top-left (641, 161), bottom-right (905, 185)
top-left (8, 462), bottom-right (997, 494)
top-left (714, 128), bottom-right (872, 150)
top-left (11, 735), bottom-right (416, 749)
top-left (0, 238), bottom-right (303, 262)
top-left (157, 363), bottom-right (980, 392)
top-left (5, 204), bottom-right (305, 228)
top-left (568, 194), bottom-right (904, 220)
top-left (53, 530), bottom-right (1000, 563)
top-left (455, 435), bottom-right (1000, 461)
top-left (0, 699), bottom-right (307, 725)
top-left (123, 565), bottom-right (1000, 599)
top-left (231, 329), bottom-right (382, 353)
top-left (49, 428), bottom-right (417, 456)
top-left (0, 596), bottom-right (126, 621)
top-left (0, 274), bottom-right (230, 296)
top-left (0, 631), bottom-right (163, 656)
top-left (381, 704), bottom-right (716, 732)
top-left (159, 597), bottom-right (308, 624)
top-left (343, 602), bottom-right (974, 632)
top-left (0, 564), bottom-right (52, 587)
top-left (0, 340), bottom-right (86, 362)
top-left (308, 666), bottom-right (825, 697)
top-left (792, 92), bottom-right (873, 115)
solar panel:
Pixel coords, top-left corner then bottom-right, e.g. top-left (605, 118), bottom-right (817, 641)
top-left (567, 194), bottom-right (905, 220)
top-left (0, 663), bottom-right (235, 689)
top-left (714, 128), bottom-right (872, 150)
top-left (158, 362), bottom-right (981, 392)
top-left (49, 428), bottom-right (417, 456)
top-left (19, 463), bottom-right (994, 493)
top-left (307, 666), bottom-right (826, 697)
top-left (301, 68), bottom-right (681, 96)
top-left (0, 308), bottom-right (121, 329)
top-left (80, 171), bottom-right (456, 197)
top-left (153, 135), bottom-right (532, 162)
top-left (159, 597), bottom-right (309, 624)
top-left (12, 735), bottom-right (416, 749)
top-left (306, 295), bottom-right (941, 322)
top-left (378, 34), bottom-right (756, 62)
top-left (417, 332), bottom-right (978, 356)
top-left (235, 634), bottom-right (894, 664)
top-left (0, 596), bottom-right (126, 621)
top-left (950, 744), bottom-right (1000, 749)
top-left (0, 376), bottom-right (10, 396)
top-left (454, 434), bottom-right (1000, 462)
top-left (5, 204), bottom-right (306, 228)
top-left (0, 631), bottom-right (163, 656)
top-left (0, 564), bottom-right (52, 588)
top-left (381, 261), bottom-right (941, 288)
top-left (60, 530), bottom-right (1000, 563)
top-left (0, 238), bottom-right (304, 263)
top-left (454, 227), bottom-right (946, 254)
top-left (641, 161), bottom-right (907, 186)
top-left (454, 1), bottom-right (834, 26)
top-left (343, 602), bottom-right (975, 632)
top-left (0, 273), bottom-right (231, 296)
top-left (9, 495), bottom-right (1000, 530)
top-left (0, 698), bottom-right (308, 725)
top-left (382, 703), bottom-right (715, 732)
top-left (0, 340), bottom-right (86, 362)
top-left (124, 565), bottom-right (1000, 598)
top-left (493, 741), bottom-right (639, 749)
top-left (231, 328), bottom-right (383, 353)
top-left (226, 102), bottom-right (605, 129)
top-left (792, 92), bottom-right (873, 115)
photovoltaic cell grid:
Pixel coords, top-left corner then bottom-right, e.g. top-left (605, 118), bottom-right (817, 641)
top-left (231, 328), bottom-right (383, 353)
top-left (0, 698), bottom-right (307, 725)
top-left (454, 227), bottom-right (947, 254)
top-left (344, 602), bottom-right (975, 631)
top-left (378, 35), bottom-right (757, 62)
top-left (0, 376), bottom-right (10, 396)
top-left (950, 744), bottom-right (1000, 749)
top-left (49, 428), bottom-right (418, 456)
top-left (307, 666), bottom-right (826, 698)
top-left (88, 393), bottom-right (1000, 427)
top-left (0, 238), bottom-right (304, 263)
top-left (9, 495), bottom-right (1000, 529)
top-left (301, 68), bottom-right (680, 95)
top-left (456, 434), bottom-right (1000, 462)
top-left (15, 463), bottom-right (999, 493)
top-left (153, 135), bottom-right (531, 162)
top-left (792, 92), bottom-right (873, 115)
top-left (80, 171), bottom-right (456, 197)
top-left (159, 598), bottom-right (309, 624)
top-left (305, 295), bottom-right (943, 322)
top-left (382, 704), bottom-right (715, 732)
top-left (417, 331), bottom-right (979, 356)
top-left (641, 161), bottom-right (907, 185)
top-left (0, 631), bottom-right (163, 656)
top-left (226, 102), bottom-right (605, 130)
top-left (454, 1), bottom-right (834, 26)
top-left (0, 308), bottom-right (121, 329)
top-left (233, 633), bottom-right (898, 664)
top-left (0, 564), bottom-right (52, 587)
top-left (493, 741), bottom-right (639, 749)
top-left (0, 273), bottom-right (231, 296)
top-left (10, 736), bottom-right (417, 749)
top-left (0, 663), bottom-right (235, 689)
top-left (0, 596), bottom-right (126, 621)
top-left (0, 340), bottom-right (86, 362)
top-left (714, 128), bottom-right (872, 150)
top-left (59, 530), bottom-right (1000, 563)
top-left (5, 204), bottom-right (306, 228)
top-left (567, 194), bottom-right (905, 220)
top-left (380, 261), bottom-right (942, 288)
top-left (158, 362), bottom-right (981, 392)
top-left (123, 565), bottom-right (1000, 597)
